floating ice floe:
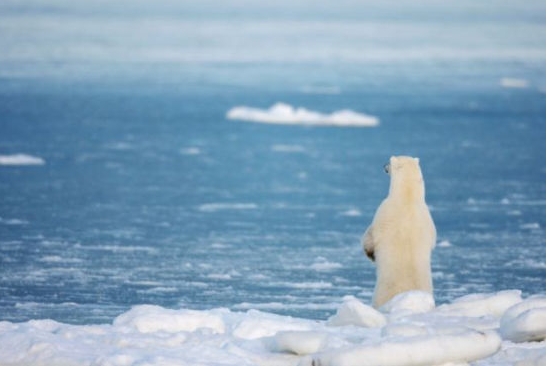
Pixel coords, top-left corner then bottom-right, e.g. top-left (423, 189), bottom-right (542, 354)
top-left (500, 77), bottom-right (530, 89)
top-left (0, 154), bottom-right (45, 166)
top-left (180, 147), bottom-right (202, 156)
top-left (197, 202), bottom-right (258, 212)
top-left (270, 144), bottom-right (307, 153)
top-left (0, 290), bottom-right (544, 366)
top-left (437, 240), bottom-right (452, 247)
top-left (339, 208), bottom-right (363, 217)
top-left (226, 103), bottom-right (379, 127)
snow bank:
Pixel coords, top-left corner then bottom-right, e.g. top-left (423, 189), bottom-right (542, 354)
top-left (0, 290), bottom-right (544, 366)
top-left (0, 153), bottom-right (45, 166)
top-left (226, 103), bottom-right (379, 127)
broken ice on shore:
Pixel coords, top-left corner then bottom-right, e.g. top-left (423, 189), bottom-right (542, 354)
top-left (0, 290), bottom-right (544, 366)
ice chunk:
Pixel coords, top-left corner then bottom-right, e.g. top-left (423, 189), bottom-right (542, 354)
top-left (232, 310), bottom-right (311, 340)
top-left (437, 240), bottom-right (452, 247)
top-left (113, 305), bottom-right (226, 334)
top-left (474, 338), bottom-right (546, 366)
top-left (500, 77), bottom-right (530, 88)
top-left (327, 296), bottom-right (386, 328)
top-left (180, 147), bottom-right (202, 155)
top-left (271, 144), bottom-right (306, 153)
top-left (438, 290), bottom-right (522, 317)
top-left (307, 329), bottom-right (501, 366)
top-left (273, 330), bottom-right (328, 355)
top-left (197, 203), bottom-right (258, 212)
top-left (226, 103), bottom-right (379, 127)
top-left (380, 291), bottom-right (435, 317)
top-left (339, 208), bottom-right (362, 217)
top-left (0, 154), bottom-right (45, 166)
top-left (309, 257), bottom-right (343, 271)
top-left (500, 296), bottom-right (546, 342)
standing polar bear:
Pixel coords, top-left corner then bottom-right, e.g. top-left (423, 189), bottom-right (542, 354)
top-left (362, 156), bottom-right (436, 308)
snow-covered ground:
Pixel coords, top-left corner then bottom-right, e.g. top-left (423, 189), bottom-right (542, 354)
top-left (0, 290), bottom-right (544, 366)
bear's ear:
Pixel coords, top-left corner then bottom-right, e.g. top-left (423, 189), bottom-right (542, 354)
top-left (414, 157), bottom-right (420, 164)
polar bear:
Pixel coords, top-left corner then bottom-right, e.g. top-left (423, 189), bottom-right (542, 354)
top-left (362, 156), bottom-right (436, 308)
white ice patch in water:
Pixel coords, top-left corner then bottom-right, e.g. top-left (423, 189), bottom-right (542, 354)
top-left (271, 144), bottom-right (307, 153)
top-left (180, 147), bottom-right (202, 155)
top-left (0, 154), bottom-right (45, 166)
top-left (309, 258), bottom-right (343, 271)
top-left (0, 217), bottom-right (29, 225)
top-left (197, 202), bottom-right (258, 212)
top-left (500, 77), bottom-right (530, 89)
top-left (437, 239), bottom-right (452, 247)
top-left (226, 103), bottom-right (379, 127)
top-left (339, 208), bottom-right (363, 217)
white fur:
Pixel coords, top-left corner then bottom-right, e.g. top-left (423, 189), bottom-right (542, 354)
top-left (362, 156), bottom-right (436, 308)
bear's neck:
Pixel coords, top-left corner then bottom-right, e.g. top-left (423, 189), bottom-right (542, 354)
top-left (389, 177), bottom-right (425, 203)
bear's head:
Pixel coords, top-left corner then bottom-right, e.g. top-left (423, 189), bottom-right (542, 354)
top-left (385, 156), bottom-right (425, 201)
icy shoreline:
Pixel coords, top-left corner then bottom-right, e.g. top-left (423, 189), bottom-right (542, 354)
top-left (0, 290), bottom-right (544, 366)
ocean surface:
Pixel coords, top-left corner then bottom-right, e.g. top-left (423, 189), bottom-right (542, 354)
top-left (0, 0), bottom-right (545, 325)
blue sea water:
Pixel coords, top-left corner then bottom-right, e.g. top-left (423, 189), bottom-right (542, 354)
top-left (0, 0), bottom-right (545, 324)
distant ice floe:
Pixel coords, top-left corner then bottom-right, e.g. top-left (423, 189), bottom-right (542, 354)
top-left (309, 257), bottom-right (343, 271)
top-left (180, 147), bottom-right (202, 156)
top-left (271, 144), bottom-right (307, 153)
top-left (339, 208), bottom-right (362, 217)
top-left (437, 240), bottom-right (452, 248)
top-left (226, 103), bottom-right (379, 127)
top-left (500, 77), bottom-right (530, 89)
top-left (198, 203), bottom-right (258, 212)
top-left (0, 290), bottom-right (544, 365)
top-left (0, 153), bottom-right (45, 166)
top-left (0, 217), bottom-right (28, 225)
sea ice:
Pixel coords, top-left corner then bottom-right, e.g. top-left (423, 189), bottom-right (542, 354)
top-left (327, 295), bottom-right (386, 328)
top-left (500, 295), bottom-right (546, 343)
top-left (304, 329), bottom-right (502, 366)
top-left (437, 290), bottom-right (523, 317)
top-left (0, 153), bottom-right (45, 166)
top-left (197, 202), bottom-right (258, 212)
top-left (113, 305), bottom-right (226, 334)
top-left (226, 103), bottom-right (379, 127)
top-left (379, 290), bottom-right (436, 321)
top-left (273, 330), bottom-right (328, 355)
top-left (500, 77), bottom-right (530, 88)
top-left (0, 290), bottom-right (544, 366)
